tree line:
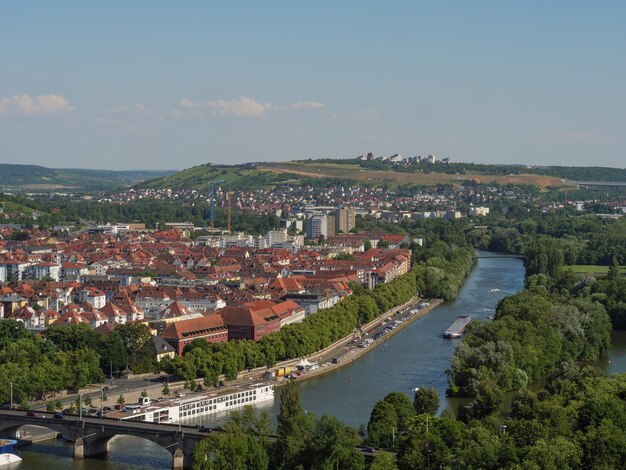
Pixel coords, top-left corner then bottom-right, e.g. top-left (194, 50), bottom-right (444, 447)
top-left (0, 321), bottom-right (159, 407)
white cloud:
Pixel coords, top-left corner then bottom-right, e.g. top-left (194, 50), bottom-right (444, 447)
top-left (207, 96), bottom-right (273, 118)
top-left (102, 102), bottom-right (153, 115)
top-left (174, 96), bottom-right (326, 118)
top-left (0, 94), bottom-right (74, 116)
top-left (284, 100), bottom-right (325, 110)
top-left (178, 98), bottom-right (200, 109)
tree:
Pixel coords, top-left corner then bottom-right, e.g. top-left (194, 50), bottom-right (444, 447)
top-left (192, 420), bottom-right (270, 470)
top-left (310, 415), bottom-right (365, 470)
top-left (608, 255), bottom-right (620, 280)
top-left (413, 386), bottom-right (440, 416)
top-left (370, 451), bottom-right (399, 470)
top-left (510, 389), bottom-right (539, 420)
top-left (163, 384), bottom-right (171, 395)
top-left (277, 381), bottom-right (303, 440)
top-left (378, 240), bottom-right (390, 249)
top-left (116, 323), bottom-right (155, 373)
top-left (117, 394), bottom-right (125, 406)
top-left (368, 400), bottom-right (399, 449)
top-left (364, 239), bottom-right (372, 251)
top-left (141, 389), bottom-right (148, 398)
top-left (274, 381), bottom-right (316, 469)
top-left (0, 320), bottom-right (33, 349)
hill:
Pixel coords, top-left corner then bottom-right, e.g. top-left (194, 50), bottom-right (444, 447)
top-left (135, 163), bottom-right (302, 190)
top-left (136, 160), bottom-right (577, 191)
top-left (0, 164), bottom-right (175, 192)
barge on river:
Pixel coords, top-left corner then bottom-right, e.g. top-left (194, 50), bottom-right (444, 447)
top-left (443, 315), bottom-right (472, 338)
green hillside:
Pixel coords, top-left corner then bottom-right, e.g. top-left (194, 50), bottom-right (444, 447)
top-left (136, 163), bottom-right (303, 190)
top-left (135, 160), bottom-right (567, 190)
top-left (0, 164), bottom-right (175, 192)
top-left (132, 159), bottom-right (626, 192)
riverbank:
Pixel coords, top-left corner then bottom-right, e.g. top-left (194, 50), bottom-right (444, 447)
top-left (103, 296), bottom-right (442, 405)
top-left (273, 298), bottom-right (444, 386)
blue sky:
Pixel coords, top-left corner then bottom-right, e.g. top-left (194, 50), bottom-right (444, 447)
top-left (1, 1), bottom-right (625, 170)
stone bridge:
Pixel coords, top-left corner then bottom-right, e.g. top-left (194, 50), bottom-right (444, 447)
top-left (0, 410), bottom-right (206, 469)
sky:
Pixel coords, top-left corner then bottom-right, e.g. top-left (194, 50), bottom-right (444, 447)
top-left (1, 1), bottom-right (625, 170)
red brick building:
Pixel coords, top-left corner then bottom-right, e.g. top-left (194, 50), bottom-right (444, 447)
top-left (161, 314), bottom-right (228, 355)
top-left (220, 306), bottom-right (281, 341)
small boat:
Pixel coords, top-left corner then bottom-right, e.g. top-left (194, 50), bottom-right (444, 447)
top-left (443, 315), bottom-right (472, 338)
top-left (0, 439), bottom-right (21, 465)
top-left (489, 288), bottom-right (501, 293)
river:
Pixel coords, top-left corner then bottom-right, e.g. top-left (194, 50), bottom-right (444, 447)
top-left (15, 251), bottom-right (600, 468)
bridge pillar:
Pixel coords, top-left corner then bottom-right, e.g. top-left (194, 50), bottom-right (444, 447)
top-left (73, 437), bottom-right (84, 459)
top-left (172, 448), bottom-right (184, 470)
top-left (73, 432), bottom-right (114, 459)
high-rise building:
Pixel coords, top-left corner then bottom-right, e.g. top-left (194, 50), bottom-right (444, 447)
top-left (335, 206), bottom-right (356, 233)
top-left (327, 214), bottom-right (336, 237)
top-left (307, 215), bottom-right (328, 240)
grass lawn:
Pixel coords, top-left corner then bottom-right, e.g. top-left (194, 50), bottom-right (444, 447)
top-left (568, 265), bottom-right (626, 276)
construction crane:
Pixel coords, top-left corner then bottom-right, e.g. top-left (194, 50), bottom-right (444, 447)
top-left (208, 179), bottom-right (225, 230)
top-left (226, 191), bottom-right (235, 233)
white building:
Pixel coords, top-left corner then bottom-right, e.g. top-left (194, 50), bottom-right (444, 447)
top-left (28, 263), bottom-right (61, 282)
top-left (307, 215), bottom-right (328, 240)
top-left (267, 229), bottom-right (288, 247)
top-left (469, 206), bottom-right (490, 216)
top-left (79, 288), bottom-right (107, 310)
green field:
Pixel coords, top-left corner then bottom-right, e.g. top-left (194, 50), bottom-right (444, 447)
top-left (568, 265), bottom-right (626, 276)
top-left (1, 200), bottom-right (37, 213)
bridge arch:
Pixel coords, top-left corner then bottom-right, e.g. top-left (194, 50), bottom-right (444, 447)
top-left (0, 421), bottom-right (75, 441)
top-left (84, 434), bottom-right (175, 467)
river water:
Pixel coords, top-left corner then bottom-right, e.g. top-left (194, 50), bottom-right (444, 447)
top-left (19, 251), bottom-right (616, 468)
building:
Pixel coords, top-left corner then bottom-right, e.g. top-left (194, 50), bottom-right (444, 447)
top-left (246, 299), bottom-right (306, 327)
top-left (79, 287), bottom-right (107, 310)
top-left (326, 214), bottom-right (336, 238)
top-left (161, 314), bottom-right (228, 355)
top-left (152, 335), bottom-right (176, 362)
top-left (61, 262), bottom-right (89, 282)
top-left (28, 263), bottom-right (61, 282)
top-left (307, 215), bottom-right (328, 240)
top-left (285, 290), bottom-right (339, 316)
top-left (220, 306), bottom-right (281, 341)
top-left (335, 206), bottom-right (356, 234)
top-left (267, 229), bottom-right (288, 247)
top-left (469, 206), bottom-right (490, 216)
